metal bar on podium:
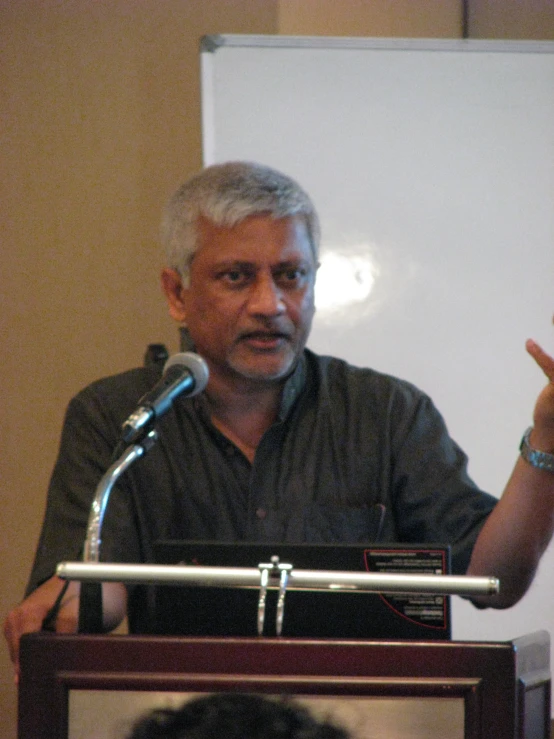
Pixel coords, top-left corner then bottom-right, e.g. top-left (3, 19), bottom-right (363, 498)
top-left (58, 560), bottom-right (499, 597)
top-left (59, 557), bottom-right (499, 636)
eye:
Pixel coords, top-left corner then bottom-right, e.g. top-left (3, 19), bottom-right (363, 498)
top-left (217, 267), bottom-right (253, 287)
top-left (274, 266), bottom-right (309, 287)
top-left (225, 270), bottom-right (243, 282)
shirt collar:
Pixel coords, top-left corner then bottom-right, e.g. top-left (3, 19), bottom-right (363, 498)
top-left (277, 352), bottom-right (307, 421)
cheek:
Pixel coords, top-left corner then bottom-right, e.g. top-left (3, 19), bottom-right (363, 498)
top-left (189, 295), bottom-right (241, 332)
top-left (300, 285), bottom-right (317, 314)
top-left (290, 291), bottom-right (316, 326)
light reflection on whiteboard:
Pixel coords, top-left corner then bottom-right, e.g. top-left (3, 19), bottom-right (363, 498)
top-left (314, 245), bottom-right (377, 320)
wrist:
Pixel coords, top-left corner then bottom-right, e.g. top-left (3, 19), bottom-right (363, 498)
top-left (520, 427), bottom-right (554, 472)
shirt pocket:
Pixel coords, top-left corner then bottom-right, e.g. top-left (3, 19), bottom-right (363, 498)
top-left (303, 502), bottom-right (386, 543)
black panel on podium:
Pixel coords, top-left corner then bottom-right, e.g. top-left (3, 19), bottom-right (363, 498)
top-left (151, 541), bottom-right (452, 640)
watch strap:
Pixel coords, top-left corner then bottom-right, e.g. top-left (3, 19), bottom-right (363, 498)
top-left (519, 427), bottom-right (554, 472)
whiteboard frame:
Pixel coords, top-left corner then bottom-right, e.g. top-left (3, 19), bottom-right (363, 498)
top-left (199, 34), bottom-right (554, 711)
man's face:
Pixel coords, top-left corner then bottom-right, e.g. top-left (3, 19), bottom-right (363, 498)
top-left (180, 214), bottom-right (317, 387)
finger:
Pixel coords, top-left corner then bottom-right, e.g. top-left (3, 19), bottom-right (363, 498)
top-left (3, 607), bottom-right (47, 671)
top-left (3, 613), bottom-right (20, 666)
top-left (3, 616), bottom-right (22, 679)
top-left (526, 339), bottom-right (554, 382)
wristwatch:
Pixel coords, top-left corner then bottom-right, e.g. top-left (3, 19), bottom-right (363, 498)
top-left (519, 427), bottom-right (554, 472)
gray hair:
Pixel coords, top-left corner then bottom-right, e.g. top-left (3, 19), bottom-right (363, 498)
top-left (161, 161), bottom-right (320, 285)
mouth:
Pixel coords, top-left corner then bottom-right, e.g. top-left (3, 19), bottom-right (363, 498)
top-left (239, 331), bottom-right (290, 351)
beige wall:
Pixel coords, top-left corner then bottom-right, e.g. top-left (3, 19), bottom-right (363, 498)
top-left (1, 2), bottom-right (552, 738)
top-left (468, 0), bottom-right (554, 39)
top-left (278, 0), bottom-right (462, 36)
top-left (1, 2), bottom-right (279, 734)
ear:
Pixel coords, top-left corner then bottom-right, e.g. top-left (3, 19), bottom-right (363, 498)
top-left (160, 268), bottom-right (188, 323)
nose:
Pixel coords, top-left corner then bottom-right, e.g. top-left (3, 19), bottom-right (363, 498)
top-left (247, 273), bottom-right (285, 317)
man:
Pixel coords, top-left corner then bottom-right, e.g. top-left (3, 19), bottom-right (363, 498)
top-left (5, 161), bottom-right (554, 677)
top-left (126, 693), bottom-right (350, 739)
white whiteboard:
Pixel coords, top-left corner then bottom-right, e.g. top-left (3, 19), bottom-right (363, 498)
top-left (201, 35), bottom-right (554, 695)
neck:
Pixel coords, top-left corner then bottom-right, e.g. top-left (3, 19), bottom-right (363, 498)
top-left (205, 376), bottom-right (284, 462)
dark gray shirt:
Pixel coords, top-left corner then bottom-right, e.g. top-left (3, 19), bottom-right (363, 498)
top-left (27, 350), bottom-right (497, 627)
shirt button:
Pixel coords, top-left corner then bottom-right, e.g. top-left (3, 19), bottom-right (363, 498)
top-left (256, 508), bottom-right (267, 520)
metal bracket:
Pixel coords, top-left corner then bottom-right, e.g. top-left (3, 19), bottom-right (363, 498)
top-left (257, 556), bottom-right (293, 636)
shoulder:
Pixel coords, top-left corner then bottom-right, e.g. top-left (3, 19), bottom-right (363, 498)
top-left (305, 348), bottom-right (429, 407)
top-left (80, 364), bottom-right (162, 401)
top-left (67, 365), bottom-right (163, 428)
top-left (303, 349), bottom-right (444, 436)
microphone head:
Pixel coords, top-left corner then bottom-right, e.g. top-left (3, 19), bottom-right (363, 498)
top-left (163, 351), bottom-right (209, 396)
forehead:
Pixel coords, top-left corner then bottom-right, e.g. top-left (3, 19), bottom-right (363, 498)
top-left (195, 214), bottom-right (315, 265)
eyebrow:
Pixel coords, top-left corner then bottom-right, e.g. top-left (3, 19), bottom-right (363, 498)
top-left (213, 258), bottom-right (314, 270)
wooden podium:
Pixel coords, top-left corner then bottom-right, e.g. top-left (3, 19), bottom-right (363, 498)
top-left (19, 630), bottom-right (551, 739)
